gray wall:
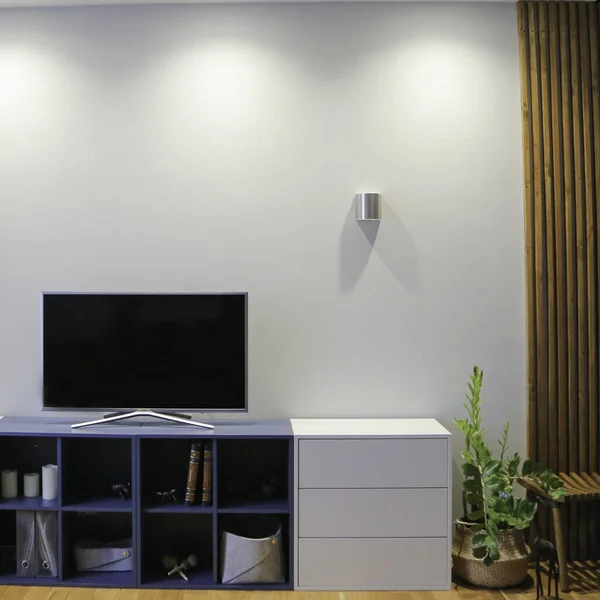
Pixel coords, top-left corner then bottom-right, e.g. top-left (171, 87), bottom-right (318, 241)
top-left (0, 2), bottom-right (526, 500)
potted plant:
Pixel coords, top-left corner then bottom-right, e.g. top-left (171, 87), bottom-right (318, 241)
top-left (452, 366), bottom-right (566, 588)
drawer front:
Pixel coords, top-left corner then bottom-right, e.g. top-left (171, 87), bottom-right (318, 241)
top-left (298, 537), bottom-right (448, 589)
top-left (298, 438), bottom-right (448, 488)
top-left (299, 488), bottom-right (447, 538)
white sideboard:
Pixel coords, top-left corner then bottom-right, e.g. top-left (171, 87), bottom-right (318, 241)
top-left (291, 418), bottom-right (452, 591)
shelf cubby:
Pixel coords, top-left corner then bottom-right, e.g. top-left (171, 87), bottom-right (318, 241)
top-left (61, 511), bottom-right (135, 588)
top-left (140, 513), bottom-right (214, 588)
top-left (0, 436), bottom-right (58, 509)
top-left (217, 513), bottom-right (290, 587)
top-left (61, 437), bottom-right (133, 511)
top-left (216, 438), bottom-right (290, 512)
top-left (140, 437), bottom-right (214, 512)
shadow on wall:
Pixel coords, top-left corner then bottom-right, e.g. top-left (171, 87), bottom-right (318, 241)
top-left (339, 199), bottom-right (418, 292)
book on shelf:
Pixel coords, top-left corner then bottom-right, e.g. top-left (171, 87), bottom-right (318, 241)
top-left (202, 442), bottom-right (213, 506)
top-left (184, 443), bottom-right (202, 506)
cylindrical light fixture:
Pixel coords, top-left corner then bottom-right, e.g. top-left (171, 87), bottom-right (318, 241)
top-left (355, 193), bottom-right (382, 221)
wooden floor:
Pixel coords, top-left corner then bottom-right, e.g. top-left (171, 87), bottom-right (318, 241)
top-left (2, 565), bottom-right (600, 600)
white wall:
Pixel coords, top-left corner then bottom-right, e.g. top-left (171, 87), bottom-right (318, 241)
top-left (0, 2), bottom-right (526, 491)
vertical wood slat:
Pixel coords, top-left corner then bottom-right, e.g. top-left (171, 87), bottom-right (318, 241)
top-left (548, 2), bottom-right (569, 480)
top-left (537, 5), bottom-right (553, 543)
top-left (518, 2), bottom-right (538, 465)
top-left (588, 1), bottom-right (600, 560)
top-left (568, 1), bottom-right (588, 561)
top-left (579, 3), bottom-right (597, 561)
top-left (518, 1), bottom-right (600, 562)
top-left (539, 3), bottom-right (558, 482)
top-left (589, 2), bottom-right (600, 474)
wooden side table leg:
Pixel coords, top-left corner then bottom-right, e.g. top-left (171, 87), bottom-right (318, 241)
top-left (552, 505), bottom-right (569, 593)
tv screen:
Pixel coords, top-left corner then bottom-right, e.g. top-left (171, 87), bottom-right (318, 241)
top-left (42, 293), bottom-right (247, 411)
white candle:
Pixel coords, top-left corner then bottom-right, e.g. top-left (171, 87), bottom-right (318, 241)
top-left (42, 464), bottom-right (58, 501)
top-left (24, 473), bottom-right (40, 498)
top-left (1, 469), bottom-right (17, 499)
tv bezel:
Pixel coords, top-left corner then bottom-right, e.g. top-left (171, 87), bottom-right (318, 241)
top-left (40, 291), bottom-right (249, 414)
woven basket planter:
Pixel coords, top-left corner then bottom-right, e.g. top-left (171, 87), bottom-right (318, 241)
top-left (452, 520), bottom-right (529, 588)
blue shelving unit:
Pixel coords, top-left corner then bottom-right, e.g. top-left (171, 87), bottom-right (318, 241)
top-left (0, 418), bottom-right (294, 590)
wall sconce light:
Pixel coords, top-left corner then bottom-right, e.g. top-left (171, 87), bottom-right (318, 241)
top-left (355, 193), bottom-right (382, 222)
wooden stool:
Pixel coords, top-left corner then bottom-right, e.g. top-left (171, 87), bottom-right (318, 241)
top-left (519, 473), bottom-right (600, 593)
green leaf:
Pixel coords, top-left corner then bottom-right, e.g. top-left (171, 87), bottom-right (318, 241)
top-left (487, 520), bottom-right (499, 536)
top-left (466, 493), bottom-right (480, 505)
top-left (486, 479), bottom-right (507, 493)
top-left (521, 501), bottom-right (537, 520)
top-left (483, 460), bottom-right (502, 478)
top-left (521, 458), bottom-right (533, 477)
top-left (461, 450), bottom-right (475, 464)
top-left (455, 419), bottom-right (470, 435)
top-left (488, 497), bottom-right (508, 513)
top-left (487, 539), bottom-right (500, 561)
top-left (473, 546), bottom-right (488, 559)
top-left (462, 463), bottom-right (479, 477)
top-left (483, 555), bottom-right (494, 566)
top-left (463, 479), bottom-right (480, 492)
top-left (506, 454), bottom-right (521, 477)
top-left (512, 519), bottom-right (529, 530)
top-left (487, 509), bottom-right (507, 524)
top-left (472, 533), bottom-right (487, 547)
top-left (468, 510), bottom-right (485, 522)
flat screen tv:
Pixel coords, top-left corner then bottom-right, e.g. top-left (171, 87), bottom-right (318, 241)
top-left (42, 292), bottom-right (247, 412)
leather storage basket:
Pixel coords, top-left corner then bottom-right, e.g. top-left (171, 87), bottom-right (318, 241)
top-left (74, 539), bottom-right (133, 572)
top-left (220, 524), bottom-right (284, 584)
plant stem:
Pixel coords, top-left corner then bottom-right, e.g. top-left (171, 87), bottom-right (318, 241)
top-left (478, 464), bottom-right (489, 529)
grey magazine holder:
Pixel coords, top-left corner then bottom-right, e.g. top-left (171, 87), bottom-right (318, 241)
top-left (16, 511), bottom-right (58, 578)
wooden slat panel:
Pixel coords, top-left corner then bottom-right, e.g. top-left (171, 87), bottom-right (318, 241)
top-left (519, 0), bottom-right (600, 561)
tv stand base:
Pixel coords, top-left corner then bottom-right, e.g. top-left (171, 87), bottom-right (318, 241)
top-left (103, 410), bottom-right (192, 420)
top-left (71, 409), bottom-right (214, 430)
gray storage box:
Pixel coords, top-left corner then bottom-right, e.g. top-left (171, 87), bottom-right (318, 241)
top-left (220, 525), bottom-right (284, 584)
top-left (74, 539), bottom-right (133, 572)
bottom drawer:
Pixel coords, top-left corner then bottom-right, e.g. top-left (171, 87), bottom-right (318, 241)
top-left (298, 537), bottom-right (448, 590)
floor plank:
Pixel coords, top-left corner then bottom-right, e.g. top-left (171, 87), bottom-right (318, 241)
top-left (1, 563), bottom-right (600, 600)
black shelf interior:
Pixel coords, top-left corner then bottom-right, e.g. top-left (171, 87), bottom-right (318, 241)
top-left (61, 511), bottom-right (134, 586)
top-left (0, 512), bottom-right (16, 576)
top-left (140, 513), bottom-right (214, 587)
top-left (140, 438), bottom-right (213, 510)
top-left (217, 439), bottom-right (289, 510)
top-left (217, 513), bottom-right (289, 585)
top-left (0, 436), bottom-right (57, 503)
top-left (61, 437), bottom-right (132, 507)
